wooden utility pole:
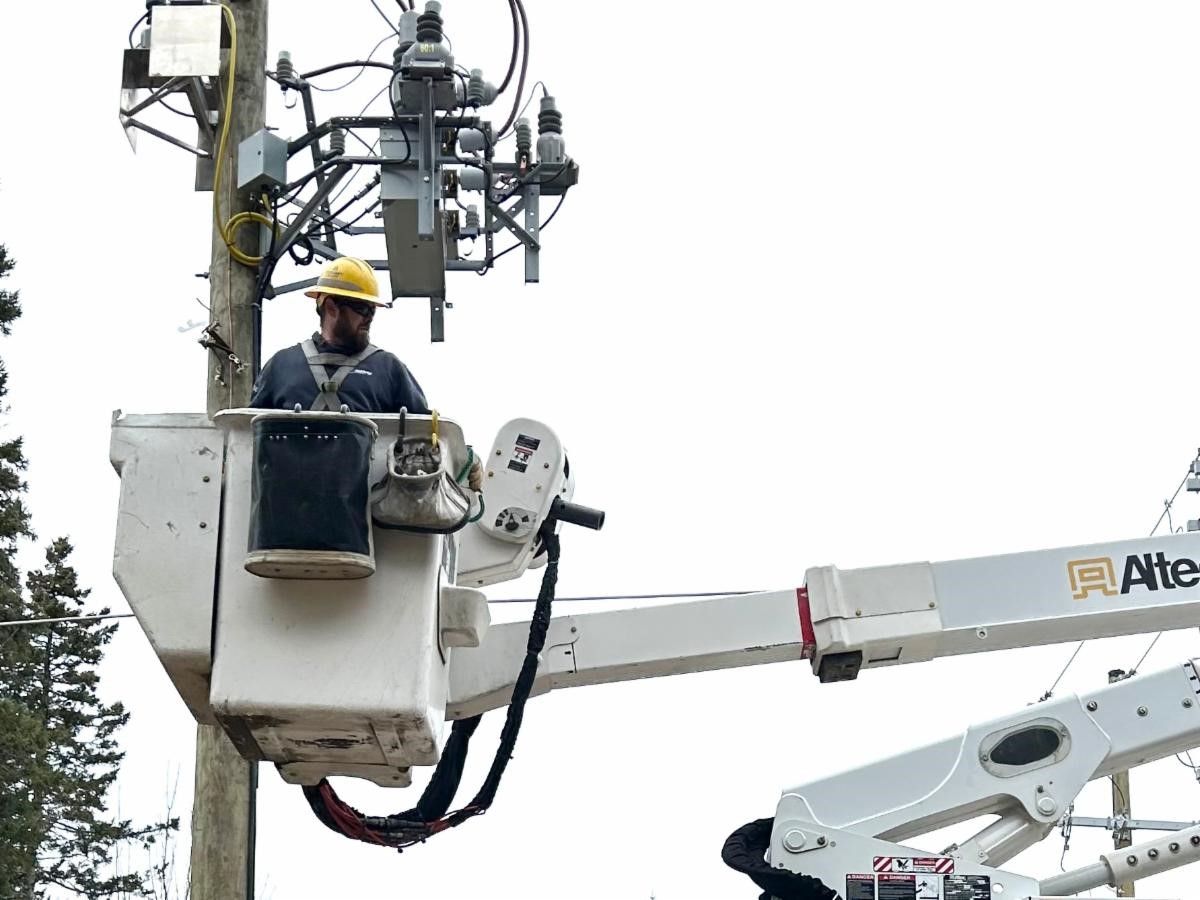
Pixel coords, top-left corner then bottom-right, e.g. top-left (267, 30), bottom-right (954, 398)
top-left (1109, 668), bottom-right (1135, 898)
top-left (193, 3), bottom-right (268, 900)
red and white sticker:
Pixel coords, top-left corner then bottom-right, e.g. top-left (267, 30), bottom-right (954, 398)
top-left (874, 856), bottom-right (955, 875)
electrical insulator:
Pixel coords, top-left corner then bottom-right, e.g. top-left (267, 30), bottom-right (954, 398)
top-left (416, 1), bottom-right (444, 44)
top-left (458, 129), bottom-right (487, 153)
top-left (515, 118), bottom-right (532, 165)
top-left (467, 69), bottom-right (497, 108)
top-left (327, 129), bottom-right (346, 159)
top-left (536, 95), bottom-right (565, 164)
top-left (458, 168), bottom-right (488, 192)
top-left (276, 50), bottom-right (295, 84)
top-left (277, 50), bottom-right (298, 109)
top-left (394, 10), bottom-right (418, 71)
top-left (463, 205), bottom-right (480, 237)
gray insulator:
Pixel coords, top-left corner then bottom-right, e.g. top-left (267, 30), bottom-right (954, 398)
top-left (458, 168), bottom-right (488, 192)
top-left (394, 10), bottom-right (419, 70)
top-left (515, 118), bottom-right (532, 156)
top-left (467, 69), bottom-right (497, 108)
top-left (464, 205), bottom-right (480, 231)
top-left (458, 129), bottom-right (487, 153)
top-left (328, 129), bottom-right (346, 158)
top-left (276, 50), bottom-right (295, 84)
top-left (538, 95), bottom-right (563, 135)
top-left (536, 95), bottom-right (566, 163)
top-left (417, 1), bottom-right (444, 43)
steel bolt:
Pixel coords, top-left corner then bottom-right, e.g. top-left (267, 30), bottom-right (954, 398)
top-left (487, 471), bottom-right (494, 478)
top-left (495, 449), bottom-right (502, 456)
top-left (1087, 701), bottom-right (1098, 712)
top-left (1185, 699), bottom-right (1195, 709)
top-left (1137, 706), bottom-right (1149, 717)
top-left (544, 462), bottom-right (550, 468)
top-left (202, 475), bottom-right (211, 483)
top-left (1192, 836), bottom-right (1200, 847)
top-left (816, 836), bottom-right (827, 846)
top-left (855, 609), bottom-right (862, 617)
top-left (423, 176), bottom-right (431, 182)
top-left (1036, 797), bottom-right (1057, 816)
top-left (1170, 842), bottom-right (1181, 853)
top-left (1148, 848), bottom-right (1159, 860)
top-left (199, 522), bottom-right (208, 529)
top-left (928, 601), bottom-right (936, 608)
top-left (1126, 855), bottom-right (1138, 866)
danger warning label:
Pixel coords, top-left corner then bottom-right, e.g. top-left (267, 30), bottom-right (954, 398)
top-left (874, 856), bottom-right (955, 875)
top-left (877, 873), bottom-right (916, 900)
top-left (846, 874), bottom-right (874, 900)
top-left (848, 870), bottom-right (987, 900)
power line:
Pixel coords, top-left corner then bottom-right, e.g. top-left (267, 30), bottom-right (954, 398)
top-left (1039, 459), bottom-right (1197, 699)
top-left (0, 590), bottom-right (766, 629)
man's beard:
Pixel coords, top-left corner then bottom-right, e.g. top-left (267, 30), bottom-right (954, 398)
top-left (332, 316), bottom-right (370, 352)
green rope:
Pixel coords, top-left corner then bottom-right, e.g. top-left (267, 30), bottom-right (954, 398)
top-left (455, 446), bottom-right (475, 484)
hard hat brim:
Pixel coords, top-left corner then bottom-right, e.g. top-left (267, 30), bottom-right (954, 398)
top-left (305, 286), bottom-right (388, 306)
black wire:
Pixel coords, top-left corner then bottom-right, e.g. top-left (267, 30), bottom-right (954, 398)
top-left (309, 35), bottom-right (395, 93)
top-left (496, 0), bottom-right (520, 95)
top-left (301, 60), bottom-right (395, 81)
top-left (488, 194), bottom-right (566, 266)
top-left (496, 0), bottom-right (531, 138)
top-left (369, 0), bottom-right (401, 35)
top-left (495, 81), bottom-right (547, 143)
top-left (128, 11), bottom-right (149, 48)
top-left (158, 97), bottom-right (196, 118)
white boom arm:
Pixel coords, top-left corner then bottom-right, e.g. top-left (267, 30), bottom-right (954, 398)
top-left (449, 532), bottom-right (1200, 714)
top-left (756, 658), bottom-right (1200, 899)
top-left (445, 531), bottom-right (1200, 899)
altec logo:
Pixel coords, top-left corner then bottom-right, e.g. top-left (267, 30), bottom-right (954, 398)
top-left (1069, 552), bottom-right (1200, 600)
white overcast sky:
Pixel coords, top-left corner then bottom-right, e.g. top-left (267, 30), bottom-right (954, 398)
top-left (4, 2), bottom-right (1200, 898)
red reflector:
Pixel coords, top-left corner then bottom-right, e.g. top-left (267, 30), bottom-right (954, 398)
top-left (796, 586), bottom-right (815, 656)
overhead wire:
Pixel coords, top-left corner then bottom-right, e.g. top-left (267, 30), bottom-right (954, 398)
top-left (496, 0), bottom-right (520, 95)
top-left (368, 0), bottom-right (401, 35)
top-left (0, 591), bottom-right (767, 630)
top-left (495, 0), bottom-right (531, 138)
top-left (494, 81), bottom-right (547, 143)
top-left (1039, 460), bottom-right (1196, 698)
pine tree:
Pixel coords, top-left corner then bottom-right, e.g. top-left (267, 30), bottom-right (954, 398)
top-left (0, 244), bottom-right (176, 899)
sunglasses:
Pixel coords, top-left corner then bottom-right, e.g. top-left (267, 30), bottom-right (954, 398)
top-left (333, 297), bottom-right (376, 317)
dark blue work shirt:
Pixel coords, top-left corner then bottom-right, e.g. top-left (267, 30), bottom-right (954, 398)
top-left (250, 335), bottom-right (429, 414)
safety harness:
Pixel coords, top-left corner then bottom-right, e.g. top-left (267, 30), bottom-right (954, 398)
top-left (301, 339), bottom-right (380, 411)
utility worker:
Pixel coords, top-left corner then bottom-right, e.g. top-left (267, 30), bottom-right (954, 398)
top-left (251, 256), bottom-right (483, 491)
top-left (250, 257), bottom-right (428, 414)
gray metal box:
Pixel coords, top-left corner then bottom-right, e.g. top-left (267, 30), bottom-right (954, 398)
top-left (237, 129), bottom-right (288, 192)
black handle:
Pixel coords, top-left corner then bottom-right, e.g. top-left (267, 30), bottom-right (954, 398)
top-left (550, 497), bottom-right (605, 531)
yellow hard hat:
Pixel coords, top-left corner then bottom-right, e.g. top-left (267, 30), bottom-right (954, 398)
top-left (304, 257), bottom-right (386, 306)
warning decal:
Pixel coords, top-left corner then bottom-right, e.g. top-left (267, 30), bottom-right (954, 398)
top-left (846, 874), bottom-right (875, 900)
top-left (914, 874), bottom-right (941, 900)
top-left (877, 873), bottom-right (916, 900)
top-left (874, 857), bottom-right (955, 875)
top-left (943, 874), bottom-right (990, 900)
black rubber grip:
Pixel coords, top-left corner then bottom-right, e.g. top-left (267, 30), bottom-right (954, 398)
top-left (551, 497), bottom-right (605, 530)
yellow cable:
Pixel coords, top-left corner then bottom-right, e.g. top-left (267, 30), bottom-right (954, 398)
top-left (430, 410), bottom-right (439, 450)
top-left (213, 4), bottom-right (267, 267)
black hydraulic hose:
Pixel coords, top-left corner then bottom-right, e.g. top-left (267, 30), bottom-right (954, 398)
top-left (722, 818), bottom-right (840, 900)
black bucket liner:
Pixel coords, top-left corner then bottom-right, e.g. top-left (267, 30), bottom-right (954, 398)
top-left (248, 416), bottom-right (376, 576)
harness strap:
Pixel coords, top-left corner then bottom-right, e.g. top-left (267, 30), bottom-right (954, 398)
top-left (300, 339), bottom-right (380, 411)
